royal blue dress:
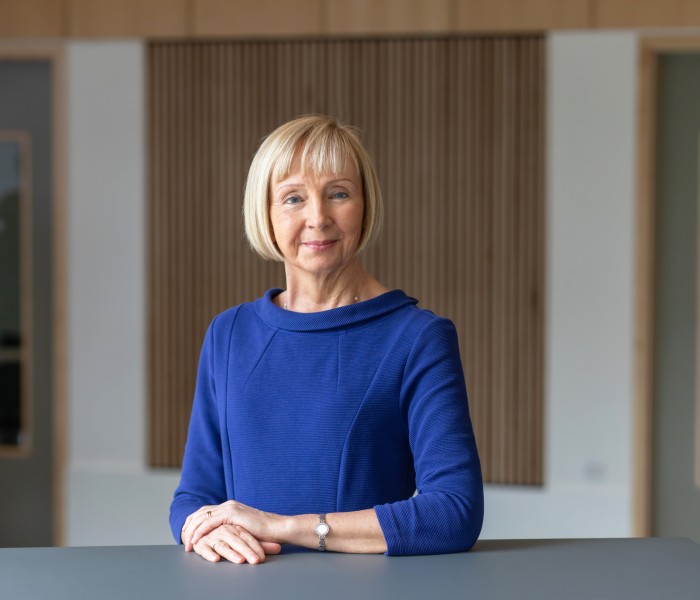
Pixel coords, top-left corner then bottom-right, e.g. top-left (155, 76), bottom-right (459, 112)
top-left (170, 289), bottom-right (483, 555)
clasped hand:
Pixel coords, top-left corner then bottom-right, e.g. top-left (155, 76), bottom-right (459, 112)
top-left (182, 500), bottom-right (284, 564)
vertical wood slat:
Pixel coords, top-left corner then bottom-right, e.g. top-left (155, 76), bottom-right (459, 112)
top-left (148, 36), bottom-right (545, 486)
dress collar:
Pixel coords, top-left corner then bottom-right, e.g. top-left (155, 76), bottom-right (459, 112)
top-left (254, 288), bottom-right (418, 332)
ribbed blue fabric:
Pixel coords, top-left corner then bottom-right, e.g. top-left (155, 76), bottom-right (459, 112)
top-left (169, 289), bottom-right (484, 555)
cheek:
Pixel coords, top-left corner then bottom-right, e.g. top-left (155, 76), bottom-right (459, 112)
top-left (348, 205), bottom-right (365, 238)
top-left (269, 209), bottom-right (286, 238)
top-left (270, 211), bottom-right (299, 245)
top-left (269, 215), bottom-right (279, 242)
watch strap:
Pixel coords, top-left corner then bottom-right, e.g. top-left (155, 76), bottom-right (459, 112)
top-left (315, 514), bottom-right (328, 551)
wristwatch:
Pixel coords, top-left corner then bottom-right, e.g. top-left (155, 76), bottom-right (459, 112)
top-left (314, 514), bottom-right (330, 551)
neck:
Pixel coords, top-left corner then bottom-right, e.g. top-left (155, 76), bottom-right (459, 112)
top-left (282, 260), bottom-right (367, 312)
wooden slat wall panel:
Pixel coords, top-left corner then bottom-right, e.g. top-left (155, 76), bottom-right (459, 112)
top-left (149, 36), bottom-right (545, 486)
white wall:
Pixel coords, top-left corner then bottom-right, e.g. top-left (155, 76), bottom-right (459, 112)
top-left (482, 31), bottom-right (638, 538)
top-left (66, 41), bottom-right (179, 545)
top-left (64, 33), bottom-right (639, 545)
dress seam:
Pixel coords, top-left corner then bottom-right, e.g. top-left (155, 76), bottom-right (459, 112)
top-left (221, 307), bottom-right (240, 500)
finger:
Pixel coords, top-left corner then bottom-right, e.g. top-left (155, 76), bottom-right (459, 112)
top-left (212, 541), bottom-right (246, 564)
top-left (182, 516), bottom-right (194, 548)
top-left (217, 537), bottom-right (259, 564)
top-left (219, 528), bottom-right (265, 564)
top-left (183, 522), bottom-right (197, 551)
top-left (191, 512), bottom-right (227, 547)
top-left (261, 542), bottom-right (282, 555)
top-left (232, 528), bottom-right (266, 563)
top-left (183, 507), bottom-right (214, 550)
top-left (183, 518), bottom-right (204, 551)
top-left (194, 540), bottom-right (222, 563)
top-left (186, 507), bottom-right (223, 550)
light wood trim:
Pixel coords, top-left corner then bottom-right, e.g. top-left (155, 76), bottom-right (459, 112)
top-left (696, 133), bottom-right (700, 490)
top-left (66, 0), bottom-right (187, 38)
top-left (0, 0), bottom-right (66, 37)
top-left (0, 131), bottom-right (32, 459)
top-left (634, 35), bottom-right (700, 536)
top-left (10, 0), bottom-right (700, 40)
top-left (595, 0), bottom-right (700, 28)
top-left (633, 38), bottom-right (657, 538)
top-left (192, 0), bottom-right (323, 37)
top-left (455, 0), bottom-right (591, 32)
top-left (51, 43), bottom-right (68, 548)
top-left (325, 0), bottom-right (451, 35)
top-left (635, 37), bottom-right (700, 53)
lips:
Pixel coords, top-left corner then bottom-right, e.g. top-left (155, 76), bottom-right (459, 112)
top-left (302, 240), bottom-right (338, 250)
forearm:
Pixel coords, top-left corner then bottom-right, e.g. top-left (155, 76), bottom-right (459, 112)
top-left (279, 508), bottom-right (387, 554)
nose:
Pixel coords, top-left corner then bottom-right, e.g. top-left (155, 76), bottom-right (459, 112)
top-left (305, 194), bottom-right (331, 230)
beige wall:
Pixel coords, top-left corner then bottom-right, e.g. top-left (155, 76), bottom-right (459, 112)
top-left (3, 0), bottom-right (700, 39)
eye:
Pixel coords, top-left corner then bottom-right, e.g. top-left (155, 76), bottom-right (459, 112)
top-left (283, 195), bottom-right (302, 205)
top-left (330, 191), bottom-right (349, 200)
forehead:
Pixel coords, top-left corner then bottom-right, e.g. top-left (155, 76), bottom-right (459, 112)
top-left (271, 136), bottom-right (360, 184)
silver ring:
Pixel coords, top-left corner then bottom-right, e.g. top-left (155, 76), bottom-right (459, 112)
top-left (206, 510), bottom-right (212, 519)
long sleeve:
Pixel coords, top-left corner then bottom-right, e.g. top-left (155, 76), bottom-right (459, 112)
top-left (169, 319), bottom-right (228, 543)
top-left (374, 317), bottom-right (484, 555)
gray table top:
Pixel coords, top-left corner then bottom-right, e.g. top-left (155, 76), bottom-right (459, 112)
top-left (1, 538), bottom-right (699, 599)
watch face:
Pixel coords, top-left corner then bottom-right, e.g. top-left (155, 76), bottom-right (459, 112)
top-left (316, 523), bottom-right (330, 536)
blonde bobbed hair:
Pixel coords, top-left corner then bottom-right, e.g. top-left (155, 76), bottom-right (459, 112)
top-left (243, 115), bottom-right (384, 261)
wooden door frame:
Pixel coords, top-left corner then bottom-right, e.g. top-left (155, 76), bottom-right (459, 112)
top-left (634, 35), bottom-right (700, 537)
top-left (0, 41), bottom-right (67, 546)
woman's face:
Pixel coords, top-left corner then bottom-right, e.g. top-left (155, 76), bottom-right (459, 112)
top-left (269, 153), bottom-right (364, 278)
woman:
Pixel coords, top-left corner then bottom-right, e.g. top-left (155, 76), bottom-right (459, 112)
top-left (170, 115), bottom-right (483, 563)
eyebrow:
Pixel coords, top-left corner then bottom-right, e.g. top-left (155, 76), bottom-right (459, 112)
top-left (275, 181), bottom-right (304, 191)
top-left (325, 178), bottom-right (356, 186)
top-left (275, 178), bottom-right (356, 192)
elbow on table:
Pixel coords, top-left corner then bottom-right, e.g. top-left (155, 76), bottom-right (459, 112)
top-left (380, 490), bottom-right (484, 556)
top-left (460, 510), bottom-right (483, 552)
top-left (438, 485), bottom-right (485, 554)
top-left (444, 498), bottom-right (483, 554)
